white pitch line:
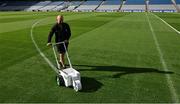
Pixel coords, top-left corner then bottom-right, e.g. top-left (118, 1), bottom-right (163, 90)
top-left (146, 13), bottom-right (179, 103)
top-left (30, 19), bottom-right (58, 74)
top-left (152, 13), bottom-right (180, 34)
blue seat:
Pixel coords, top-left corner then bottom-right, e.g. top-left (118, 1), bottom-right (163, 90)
top-left (125, 0), bottom-right (145, 5)
top-left (83, 0), bottom-right (101, 5)
top-left (175, 0), bottom-right (180, 4)
top-left (6, 1), bottom-right (38, 6)
top-left (71, 1), bottom-right (81, 6)
top-left (149, 0), bottom-right (173, 4)
top-left (103, 0), bottom-right (121, 5)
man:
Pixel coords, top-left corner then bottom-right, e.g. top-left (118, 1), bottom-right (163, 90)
top-left (47, 15), bottom-right (71, 69)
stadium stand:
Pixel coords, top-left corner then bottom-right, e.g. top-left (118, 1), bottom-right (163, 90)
top-left (176, 0), bottom-right (180, 4)
top-left (148, 0), bottom-right (177, 12)
top-left (51, 1), bottom-right (69, 11)
top-left (0, 1), bottom-right (4, 6)
top-left (121, 0), bottom-right (146, 12)
top-left (96, 0), bottom-right (121, 12)
top-left (0, 1), bottom-right (37, 11)
top-left (171, 0), bottom-right (180, 12)
top-left (176, 0), bottom-right (180, 10)
top-left (0, 0), bottom-right (179, 12)
top-left (176, 0), bottom-right (180, 3)
top-left (38, 1), bottom-right (64, 11)
top-left (0, 1), bottom-right (8, 7)
top-left (75, 0), bottom-right (102, 12)
top-left (65, 1), bottom-right (82, 11)
top-left (26, 1), bottom-right (51, 11)
top-left (0, 1), bottom-right (7, 8)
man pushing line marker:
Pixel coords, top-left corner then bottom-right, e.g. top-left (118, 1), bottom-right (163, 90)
top-left (46, 15), bottom-right (81, 91)
top-left (47, 15), bottom-right (71, 69)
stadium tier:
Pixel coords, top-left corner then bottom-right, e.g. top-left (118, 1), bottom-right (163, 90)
top-left (176, 0), bottom-right (180, 10)
top-left (26, 1), bottom-right (52, 11)
top-left (0, 1), bottom-right (37, 11)
top-left (124, 0), bottom-right (145, 5)
top-left (52, 2), bottom-right (72, 11)
top-left (38, 1), bottom-right (64, 11)
top-left (150, 0), bottom-right (172, 4)
top-left (176, 0), bottom-right (180, 3)
top-left (65, 1), bottom-right (82, 11)
top-left (0, 0), bottom-right (179, 12)
top-left (75, 1), bottom-right (102, 12)
top-left (148, 0), bottom-right (177, 12)
top-left (96, 0), bottom-right (121, 12)
top-left (121, 0), bottom-right (146, 12)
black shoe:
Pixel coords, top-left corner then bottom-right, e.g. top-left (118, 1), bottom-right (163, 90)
top-left (58, 61), bottom-right (63, 67)
top-left (62, 66), bottom-right (66, 69)
top-left (58, 61), bottom-right (66, 70)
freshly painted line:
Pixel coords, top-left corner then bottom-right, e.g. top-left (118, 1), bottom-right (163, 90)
top-left (152, 13), bottom-right (180, 34)
top-left (30, 19), bottom-right (58, 74)
top-left (146, 13), bottom-right (179, 103)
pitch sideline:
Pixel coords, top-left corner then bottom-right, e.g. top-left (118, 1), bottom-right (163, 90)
top-left (146, 13), bottom-right (179, 103)
top-left (152, 13), bottom-right (180, 34)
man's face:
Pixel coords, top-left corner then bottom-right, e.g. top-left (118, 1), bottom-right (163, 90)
top-left (57, 15), bottom-right (63, 24)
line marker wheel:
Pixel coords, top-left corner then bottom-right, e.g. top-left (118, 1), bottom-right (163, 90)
top-left (56, 75), bottom-right (65, 86)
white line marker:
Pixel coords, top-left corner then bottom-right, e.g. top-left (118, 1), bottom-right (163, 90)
top-left (146, 13), bottom-right (179, 103)
top-left (152, 13), bottom-right (180, 34)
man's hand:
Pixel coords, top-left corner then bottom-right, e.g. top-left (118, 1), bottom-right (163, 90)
top-left (64, 40), bottom-right (69, 43)
top-left (47, 43), bottom-right (52, 47)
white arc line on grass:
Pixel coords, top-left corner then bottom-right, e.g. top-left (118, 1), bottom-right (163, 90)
top-left (152, 13), bottom-right (180, 34)
top-left (146, 13), bottom-right (179, 103)
top-left (30, 19), bottom-right (58, 74)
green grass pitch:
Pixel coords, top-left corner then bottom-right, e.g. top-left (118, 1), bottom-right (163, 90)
top-left (0, 11), bottom-right (180, 103)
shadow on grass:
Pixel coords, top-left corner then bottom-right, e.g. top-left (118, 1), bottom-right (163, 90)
top-left (80, 77), bottom-right (103, 93)
top-left (56, 76), bottom-right (103, 93)
top-left (74, 65), bottom-right (174, 78)
top-left (65, 65), bottom-right (174, 92)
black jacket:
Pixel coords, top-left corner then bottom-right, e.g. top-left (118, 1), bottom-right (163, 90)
top-left (47, 22), bottom-right (71, 43)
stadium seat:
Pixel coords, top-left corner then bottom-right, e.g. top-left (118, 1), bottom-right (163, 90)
top-left (38, 1), bottom-right (64, 11)
top-left (75, 0), bottom-right (102, 12)
top-left (26, 1), bottom-right (51, 11)
top-left (0, 0), bottom-right (179, 12)
top-left (176, 0), bottom-right (180, 4)
top-left (52, 2), bottom-right (70, 11)
top-left (96, 0), bottom-right (121, 12)
top-left (121, 0), bottom-right (146, 12)
top-left (148, 0), bottom-right (176, 12)
top-left (65, 1), bottom-right (82, 11)
top-left (176, 0), bottom-right (180, 10)
top-left (0, 1), bottom-right (37, 11)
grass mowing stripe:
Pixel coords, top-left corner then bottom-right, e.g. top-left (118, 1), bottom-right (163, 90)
top-left (0, 12), bottom-right (92, 34)
top-left (0, 19), bottom-right (38, 34)
top-left (0, 12), bottom-right (79, 23)
top-left (2, 12), bottom-right (179, 103)
top-left (30, 13), bottom-right (125, 77)
top-left (68, 13), bottom-right (171, 102)
top-left (146, 13), bottom-right (179, 103)
top-left (30, 15), bottom-right (98, 76)
top-left (70, 14), bottom-right (128, 43)
top-left (30, 16), bottom-right (97, 75)
top-left (152, 13), bottom-right (180, 34)
top-left (131, 56), bottom-right (141, 102)
top-left (30, 19), bottom-right (58, 74)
